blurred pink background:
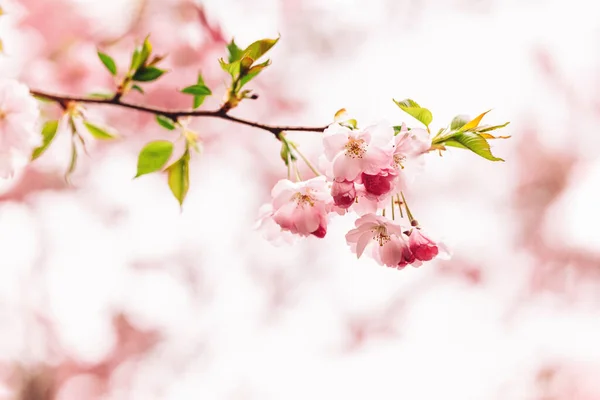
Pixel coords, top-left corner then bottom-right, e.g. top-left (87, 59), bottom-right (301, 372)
top-left (2, 0), bottom-right (600, 399)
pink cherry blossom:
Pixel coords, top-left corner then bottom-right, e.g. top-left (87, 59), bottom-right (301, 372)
top-left (345, 213), bottom-right (418, 268)
top-left (269, 176), bottom-right (333, 238)
top-left (408, 228), bottom-right (449, 262)
top-left (322, 122), bottom-right (394, 182)
top-left (331, 179), bottom-right (356, 209)
top-left (391, 124), bottom-right (431, 190)
top-left (254, 204), bottom-right (296, 245)
top-left (0, 78), bottom-right (40, 178)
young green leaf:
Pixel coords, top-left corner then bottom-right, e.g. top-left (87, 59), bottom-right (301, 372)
top-left (130, 48), bottom-right (142, 72)
top-left (131, 84), bottom-right (145, 94)
top-left (219, 59), bottom-right (240, 78)
top-left (181, 84), bottom-right (212, 96)
top-left (239, 59), bottom-right (271, 88)
top-left (65, 139), bottom-right (78, 183)
top-left (32, 120), bottom-right (59, 160)
top-left (239, 56), bottom-right (254, 74)
top-left (193, 72), bottom-right (207, 109)
top-left (155, 115), bottom-right (176, 130)
top-left (83, 121), bottom-right (117, 140)
top-left (140, 35), bottom-right (152, 66)
top-left (88, 92), bottom-right (114, 99)
top-left (460, 110), bottom-right (491, 131)
top-left (243, 37), bottom-right (279, 60)
top-left (393, 99), bottom-right (433, 128)
top-left (227, 39), bottom-right (244, 63)
top-left (478, 121), bottom-right (510, 133)
top-left (135, 140), bottom-right (174, 178)
top-left (166, 151), bottom-right (190, 206)
top-left (444, 132), bottom-right (504, 161)
top-left (132, 66), bottom-right (165, 82)
top-left (97, 51), bottom-right (117, 75)
top-left (450, 114), bottom-right (470, 131)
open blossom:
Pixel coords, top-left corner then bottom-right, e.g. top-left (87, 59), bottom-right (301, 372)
top-left (345, 213), bottom-right (418, 268)
top-left (269, 176), bottom-right (333, 238)
top-left (0, 78), bottom-right (40, 178)
top-left (322, 122), bottom-right (394, 182)
top-left (391, 123), bottom-right (431, 190)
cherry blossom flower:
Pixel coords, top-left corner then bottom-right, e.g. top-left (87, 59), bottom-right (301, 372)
top-left (269, 176), bottom-right (333, 238)
top-left (345, 213), bottom-right (417, 268)
top-left (254, 204), bottom-right (296, 245)
top-left (322, 122), bottom-right (394, 182)
top-left (0, 78), bottom-right (40, 178)
top-left (391, 123), bottom-right (431, 191)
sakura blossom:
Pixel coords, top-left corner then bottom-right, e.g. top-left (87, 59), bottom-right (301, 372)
top-left (269, 176), bottom-right (333, 238)
top-left (322, 121), bottom-right (394, 182)
top-left (0, 78), bottom-right (40, 178)
top-left (345, 213), bottom-right (418, 268)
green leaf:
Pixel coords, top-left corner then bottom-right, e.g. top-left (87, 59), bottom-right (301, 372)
top-left (140, 35), bottom-right (152, 66)
top-left (444, 132), bottom-right (504, 161)
top-left (193, 72), bottom-right (207, 109)
top-left (155, 115), bottom-right (176, 130)
top-left (166, 151), bottom-right (190, 206)
top-left (88, 92), bottom-right (114, 99)
top-left (97, 51), bottom-right (117, 75)
top-left (461, 110), bottom-right (491, 131)
top-left (131, 84), bottom-right (145, 94)
top-left (478, 121), bottom-right (510, 133)
top-left (393, 98), bottom-right (433, 128)
top-left (132, 66), bottom-right (165, 82)
top-left (243, 37), bottom-right (279, 60)
top-left (83, 121), bottom-right (117, 140)
top-left (280, 141), bottom-right (290, 166)
top-left (450, 114), bottom-right (470, 131)
top-left (239, 56), bottom-right (254, 74)
top-left (135, 140), bottom-right (174, 178)
top-left (227, 39), bottom-right (244, 63)
top-left (32, 120), bottom-right (59, 160)
top-left (239, 59), bottom-right (271, 88)
top-left (393, 125), bottom-right (404, 135)
top-left (220, 59), bottom-right (240, 78)
top-left (181, 84), bottom-right (212, 96)
top-left (130, 48), bottom-right (142, 72)
top-left (65, 138), bottom-right (78, 183)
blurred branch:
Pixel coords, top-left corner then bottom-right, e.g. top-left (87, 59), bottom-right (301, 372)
top-left (30, 89), bottom-right (327, 137)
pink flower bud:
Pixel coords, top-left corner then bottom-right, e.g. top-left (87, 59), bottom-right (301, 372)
top-left (408, 229), bottom-right (439, 261)
top-left (331, 179), bottom-right (356, 209)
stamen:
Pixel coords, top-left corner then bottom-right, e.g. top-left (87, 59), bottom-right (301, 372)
top-left (372, 225), bottom-right (391, 246)
top-left (293, 191), bottom-right (315, 207)
top-left (344, 137), bottom-right (366, 159)
top-left (394, 154), bottom-right (406, 169)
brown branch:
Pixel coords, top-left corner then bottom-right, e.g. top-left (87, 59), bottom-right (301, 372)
top-left (30, 89), bottom-right (328, 137)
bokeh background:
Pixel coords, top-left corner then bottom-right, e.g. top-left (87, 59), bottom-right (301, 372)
top-left (2, 0), bottom-right (600, 399)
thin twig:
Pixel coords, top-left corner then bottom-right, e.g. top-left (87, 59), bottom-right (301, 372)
top-left (30, 89), bottom-right (327, 138)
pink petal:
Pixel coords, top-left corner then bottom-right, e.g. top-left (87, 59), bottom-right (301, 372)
top-left (356, 231), bottom-right (373, 258)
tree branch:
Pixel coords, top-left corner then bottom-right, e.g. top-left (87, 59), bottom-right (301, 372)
top-left (30, 89), bottom-right (328, 137)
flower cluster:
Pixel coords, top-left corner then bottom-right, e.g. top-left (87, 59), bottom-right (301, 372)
top-left (258, 115), bottom-right (450, 270)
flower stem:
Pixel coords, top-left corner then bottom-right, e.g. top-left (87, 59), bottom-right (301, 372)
top-left (288, 141), bottom-right (321, 176)
top-left (396, 194), bottom-right (403, 218)
top-left (391, 197), bottom-right (395, 220)
top-left (400, 191), bottom-right (415, 224)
